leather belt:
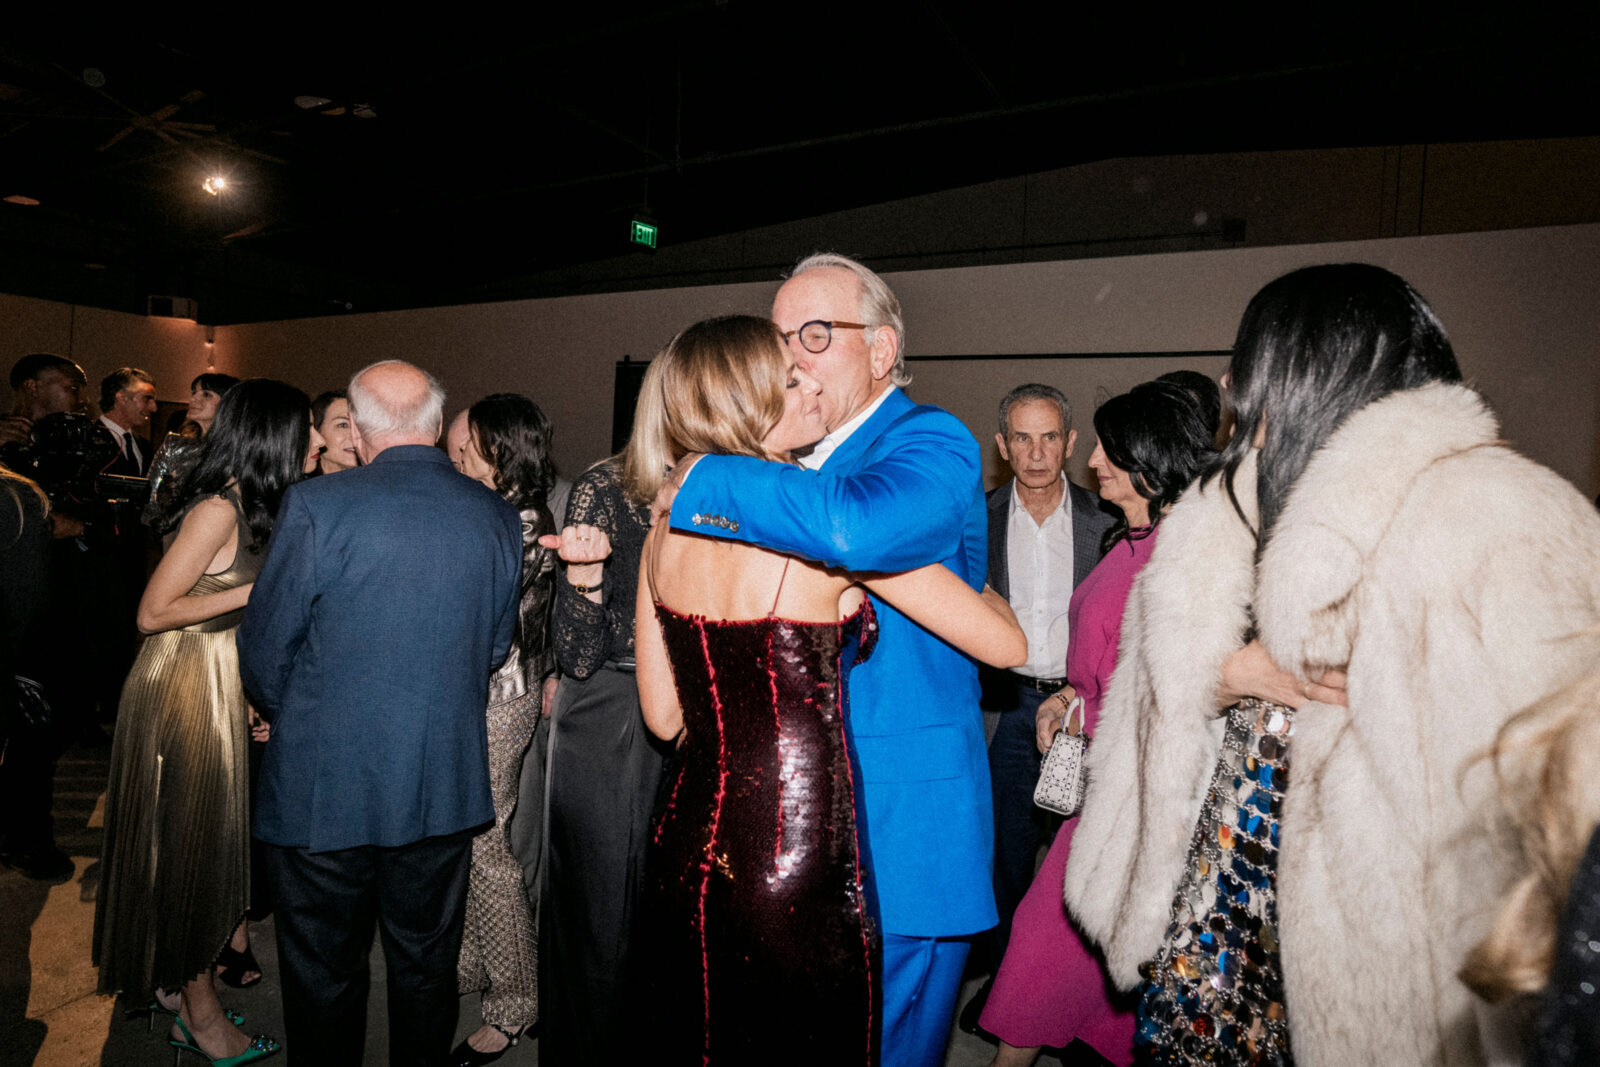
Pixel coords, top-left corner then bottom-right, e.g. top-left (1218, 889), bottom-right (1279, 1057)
top-left (1011, 673), bottom-right (1067, 692)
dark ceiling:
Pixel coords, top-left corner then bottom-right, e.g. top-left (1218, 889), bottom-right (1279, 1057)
top-left (1, 9), bottom-right (1595, 324)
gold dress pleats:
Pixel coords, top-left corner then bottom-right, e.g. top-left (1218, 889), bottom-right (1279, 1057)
top-left (93, 494), bottom-right (264, 995)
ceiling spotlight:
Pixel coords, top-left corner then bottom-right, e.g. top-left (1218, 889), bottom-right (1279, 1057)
top-left (203, 175), bottom-right (226, 196)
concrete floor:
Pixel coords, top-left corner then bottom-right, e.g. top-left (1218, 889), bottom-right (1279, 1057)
top-left (2, 731), bottom-right (1025, 1067)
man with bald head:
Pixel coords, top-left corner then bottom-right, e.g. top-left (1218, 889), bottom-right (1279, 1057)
top-left (240, 360), bottom-right (523, 1066)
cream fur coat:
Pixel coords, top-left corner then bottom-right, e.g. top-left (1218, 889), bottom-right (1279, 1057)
top-left (1064, 383), bottom-right (1600, 1066)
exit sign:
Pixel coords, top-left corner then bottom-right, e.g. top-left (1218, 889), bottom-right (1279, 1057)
top-left (630, 219), bottom-right (658, 249)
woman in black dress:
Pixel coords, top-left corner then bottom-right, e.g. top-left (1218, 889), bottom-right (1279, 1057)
top-left (537, 415), bottom-right (664, 1066)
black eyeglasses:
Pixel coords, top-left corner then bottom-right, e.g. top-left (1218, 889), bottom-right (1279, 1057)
top-left (780, 320), bottom-right (872, 354)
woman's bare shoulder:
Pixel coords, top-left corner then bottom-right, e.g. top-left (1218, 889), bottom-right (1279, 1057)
top-left (652, 534), bottom-right (849, 620)
top-left (182, 493), bottom-right (237, 530)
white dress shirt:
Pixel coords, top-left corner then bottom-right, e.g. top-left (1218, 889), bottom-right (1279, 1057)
top-left (1006, 478), bottom-right (1075, 679)
top-left (799, 387), bottom-right (898, 471)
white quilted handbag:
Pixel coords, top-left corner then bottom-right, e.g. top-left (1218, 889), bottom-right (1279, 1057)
top-left (1033, 696), bottom-right (1088, 816)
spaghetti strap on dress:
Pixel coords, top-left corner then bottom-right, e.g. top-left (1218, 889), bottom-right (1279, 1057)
top-left (645, 582), bottom-right (880, 1064)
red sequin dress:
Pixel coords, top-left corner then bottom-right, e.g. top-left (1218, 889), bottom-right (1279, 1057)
top-left (646, 597), bottom-right (879, 1065)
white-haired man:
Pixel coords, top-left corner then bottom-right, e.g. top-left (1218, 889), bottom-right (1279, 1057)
top-left (240, 360), bottom-right (523, 1066)
top-left (666, 253), bottom-right (991, 1066)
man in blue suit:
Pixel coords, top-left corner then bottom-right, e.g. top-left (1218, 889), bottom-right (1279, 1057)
top-left (667, 253), bottom-right (992, 1067)
top-left (239, 360), bottom-right (522, 1067)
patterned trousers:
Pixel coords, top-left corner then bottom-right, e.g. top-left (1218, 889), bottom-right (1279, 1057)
top-left (457, 691), bottom-right (540, 1028)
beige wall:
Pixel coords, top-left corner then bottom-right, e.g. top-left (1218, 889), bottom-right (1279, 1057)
top-left (2, 294), bottom-right (217, 415)
top-left (7, 223), bottom-right (1599, 496)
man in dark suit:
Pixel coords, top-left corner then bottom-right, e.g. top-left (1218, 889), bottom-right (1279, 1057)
top-left (92, 367), bottom-right (159, 732)
top-left (979, 383), bottom-right (1115, 973)
top-left (239, 360), bottom-right (522, 1067)
top-left (97, 367), bottom-right (157, 477)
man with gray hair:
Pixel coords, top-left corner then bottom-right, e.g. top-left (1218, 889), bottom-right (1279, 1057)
top-left (665, 252), bottom-right (990, 1066)
top-left (962, 383), bottom-right (1114, 1031)
top-left (240, 360), bottom-right (523, 1066)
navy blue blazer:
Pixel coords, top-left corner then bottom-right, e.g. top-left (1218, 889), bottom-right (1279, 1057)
top-left (671, 388), bottom-right (994, 938)
top-left (239, 445), bottom-right (522, 852)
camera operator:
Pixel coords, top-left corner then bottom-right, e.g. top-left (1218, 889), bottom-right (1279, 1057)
top-left (4, 356), bottom-right (156, 748)
top-left (2, 354), bottom-right (90, 540)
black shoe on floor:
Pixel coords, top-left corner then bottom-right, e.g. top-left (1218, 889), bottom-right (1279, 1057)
top-left (958, 976), bottom-right (995, 1037)
top-left (447, 1023), bottom-right (526, 1067)
top-left (0, 842), bottom-right (75, 883)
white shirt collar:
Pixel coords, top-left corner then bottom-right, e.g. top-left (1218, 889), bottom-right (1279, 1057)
top-left (1009, 475), bottom-right (1070, 519)
top-left (99, 414), bottom-right (129, 441)
top-left (800, 386), bottom-right (898, 471)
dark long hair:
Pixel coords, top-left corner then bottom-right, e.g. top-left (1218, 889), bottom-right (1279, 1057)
top-left (1095, 378), bottom-right (1216, 551)
top-left (311, 389), bottom-right (347, 427)
top-left (467, 392), bottom-right (556, 511)
top-left (159, 379), bottom-right (311, 550)
top-left (191, 372), bottom-right (240, 395)
top-left (1155, 369), bottom-right (1222, 441)
top-left (1209, 263), bottom-right (1461, 550)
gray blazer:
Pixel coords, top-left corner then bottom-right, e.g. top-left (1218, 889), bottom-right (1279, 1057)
top-left (986, 478), bottom-right (1117, 602)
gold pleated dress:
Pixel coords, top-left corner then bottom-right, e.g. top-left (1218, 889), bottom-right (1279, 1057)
top-left (93, 493), bottom-right (264, 995)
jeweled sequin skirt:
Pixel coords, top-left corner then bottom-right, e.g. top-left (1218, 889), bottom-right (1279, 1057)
top-left (1136, 698), bottom-right (1294, 1067)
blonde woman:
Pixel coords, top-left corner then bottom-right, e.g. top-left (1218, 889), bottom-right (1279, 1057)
top-left (1463, 650), bottom-right (1600, 1064)
top-left (628, 315), bottom-right (1024, 1063)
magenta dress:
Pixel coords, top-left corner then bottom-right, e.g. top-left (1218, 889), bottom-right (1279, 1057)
top-left (977, 527), bottom-right (1157, 1062)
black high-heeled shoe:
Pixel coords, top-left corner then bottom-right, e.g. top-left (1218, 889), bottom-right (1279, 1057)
top-left (214, 944), bottom-right (263, 988)
top-left (446, 1023), bottom-right (526, 1067)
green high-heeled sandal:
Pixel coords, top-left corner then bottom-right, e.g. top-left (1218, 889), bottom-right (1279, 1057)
top-left (128, 1001), bottom-right (244, 1033)
top-left (168, 1014), bottom-right (279, 1066)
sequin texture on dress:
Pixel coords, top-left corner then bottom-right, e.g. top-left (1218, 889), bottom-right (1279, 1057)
top-left (1135, 698), bottom-right (1295, 1066)
top-left (646, 600), bottom-right (879, 1065)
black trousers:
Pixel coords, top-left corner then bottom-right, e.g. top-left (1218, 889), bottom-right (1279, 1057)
top-left (263, 828), bottom-right (475, 1067)
top-left (540, 666), bottom-right (666, 1066)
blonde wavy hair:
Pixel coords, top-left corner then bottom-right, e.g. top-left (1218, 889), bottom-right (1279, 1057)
top-left (1, 464), bottom-right (49, 542)
top-left (622, 315), bottom-right (792, 505)
top-left (1460, 645), bottom-right (1600, 1001)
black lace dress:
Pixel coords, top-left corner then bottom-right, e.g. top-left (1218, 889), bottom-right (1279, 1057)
top-left (540, 460), bottom-right (668, 1066)
top-left (646, 596), bottom-right (879, 1065)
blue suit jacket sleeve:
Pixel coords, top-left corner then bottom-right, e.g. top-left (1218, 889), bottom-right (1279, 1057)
top-left (670, 406), bottom-right (980, 577)
top-left (237, 488), bottom-right (316, 718)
